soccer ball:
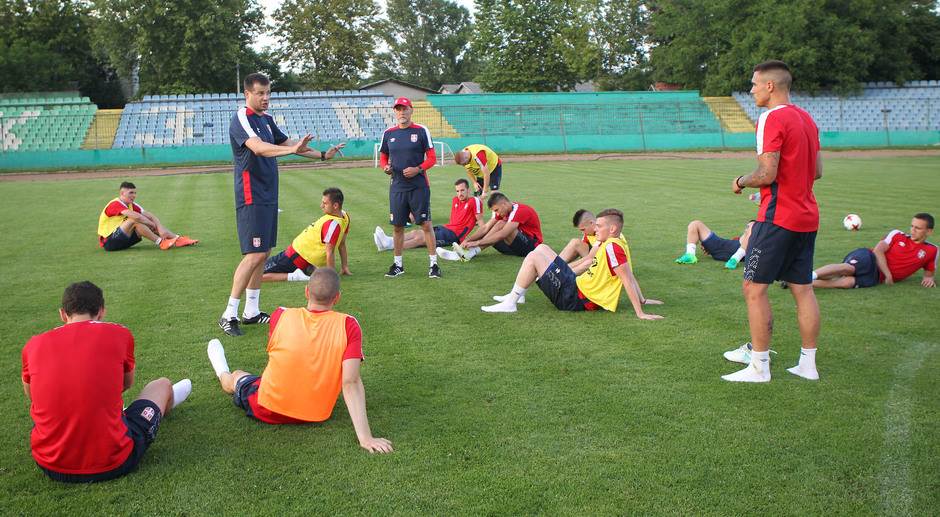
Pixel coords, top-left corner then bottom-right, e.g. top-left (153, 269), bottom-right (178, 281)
top-left (843, 214), bottom-right (862, 231)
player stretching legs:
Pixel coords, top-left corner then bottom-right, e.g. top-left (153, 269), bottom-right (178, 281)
top-left (675, 220), bottom-right (753, 269)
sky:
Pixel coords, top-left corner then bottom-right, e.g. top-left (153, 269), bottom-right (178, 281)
top-left (253, 0), bottom-right (476, 51)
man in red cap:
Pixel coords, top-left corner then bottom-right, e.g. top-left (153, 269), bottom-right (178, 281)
top-left (378, 97), bottom-right (440, 278)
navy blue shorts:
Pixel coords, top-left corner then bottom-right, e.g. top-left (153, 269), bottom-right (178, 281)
top-left (743, 222), bottom-right (817, 284)
top-left (493, 231), bottom-right (537, 257)
top-left (474, 163), bottom-right (503, 195)
top-left (237, 204), bottom-right (278, 254)
top-left (433, 226), bottom-right (469, 247)
top-left (536, 256), bottom-right (591, 311)
top-left (702, 232), bottom-right (741, 262)
top-left (390, 189), bottom-right (431, 226)
top-left (264, 247), bottom-right (315, 275)
top-left (843, 247), bottom-right (879, 288)
top-left (102, 226), bottom-right (142, 251)
top-left (39, 399), bottom-right (161, 483)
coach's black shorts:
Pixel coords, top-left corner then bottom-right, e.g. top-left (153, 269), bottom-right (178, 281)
top-left (102, 226), bottom-right (142, 251)
top-left (474, 163), bottom-right (503, 195)
top-left (237, 203), bottom-right (278, 254)
top-left (264, 246), bottom-right (315, 275)
top-left (843, 247), bottom-right (879, 288)
top-left (702, 232), bottom-right (741, 262)
top-left (493, 231), bottom-right (537, 257)
top-left (433, 226), bottom-right (468, 247)
top-left (39, 399), bottom-right (162, 483)
top-left (743, 222), bottom-right (816, 284)
top-left (390, 188), bottom-right (431, 226)
top-left (536, 256), bottom-right (591, 311)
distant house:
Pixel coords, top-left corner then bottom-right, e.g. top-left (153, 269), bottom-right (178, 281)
top-left (439, 82), bottom-right (484, 94)
top-left (359, 79), bottom-right (438, 101)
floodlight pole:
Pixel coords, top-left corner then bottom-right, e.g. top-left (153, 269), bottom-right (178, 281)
top-left (881, 107), bottom-right (891, 146)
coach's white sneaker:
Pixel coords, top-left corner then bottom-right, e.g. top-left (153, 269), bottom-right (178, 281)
top-left (481, 299), bottom-right (517, 313)
top-left (787, 365), bottom-right (819, 381)
top-left (721, 363), bottom-right (771, 383)
top-left (492, 293), bottom-right (526, 304)
top-left (436, 247), bottom-right (461, 261)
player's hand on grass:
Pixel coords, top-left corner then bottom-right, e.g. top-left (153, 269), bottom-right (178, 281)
top-left (324, 143), bottom-right (346, 159)
top-left (293, 134), bottom-right (313, 154)
top-left (341, 265), bottom-right (352, 276)
top-left (402, 166), bottom-right (422, 178)
top-left (360, 437), bottom-right (393, 454)
top-left (637, 312), bottom-right (664, 320)
top-left (642, 298), bottom-right (664, 305)
top-left (884, 275), bottom-right (894, 285)
top-left (923, 276), bottom-right (935, 288)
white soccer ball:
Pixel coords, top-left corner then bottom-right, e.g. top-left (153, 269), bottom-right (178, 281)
top-left (843, 214), bottom-right (862, 231)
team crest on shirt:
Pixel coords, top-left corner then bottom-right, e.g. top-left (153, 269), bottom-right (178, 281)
top-left (140, 407), bottom-right (155, 422)
top-left (900, 242), bottom-right (906, 247)
top-left (918, 250), bottom-right (926, 259)
top-left (390, 138), bottom-right (396, 142)
top-left (253, 237), bottom-right (261, 248)
top-left (411, 134), bottom-right (418, 142)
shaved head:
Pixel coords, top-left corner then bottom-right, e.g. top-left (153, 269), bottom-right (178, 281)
top-left (307, 268), bottom-right (340, 304)
top-left (753, 60), bottom-right (792, 91)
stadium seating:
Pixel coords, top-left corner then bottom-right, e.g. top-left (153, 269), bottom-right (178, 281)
top-left (732, 81), bottom-right (940, 131)
top-left (112, 91), bottom-right (395, 148)
top-left (0, 93), bottom-right (96, 152)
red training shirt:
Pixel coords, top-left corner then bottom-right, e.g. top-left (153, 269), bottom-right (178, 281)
top-left (495, 202), bottom-right (543, 245)
top-left (880, 230), bottom-right (938, 282)
top-left (443, 196), bottom-right (482, 241)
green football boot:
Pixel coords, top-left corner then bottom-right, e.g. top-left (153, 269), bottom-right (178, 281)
top-left (675, 252), bottom-right (698, 264)
top-left (724, 257), bottom-right (740, 269)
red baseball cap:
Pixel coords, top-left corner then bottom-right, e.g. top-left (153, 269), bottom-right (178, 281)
top-left (393, 97), bottom-right (413, 108)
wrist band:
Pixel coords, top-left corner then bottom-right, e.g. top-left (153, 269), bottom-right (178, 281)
top-left (736, 176), bottom-right (745, 189)
top-left (320, 150), bottom-right (326, 161)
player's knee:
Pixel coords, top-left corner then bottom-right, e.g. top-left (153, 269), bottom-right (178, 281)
top-left (689, 220), bottom-right (703, 230)
top-left (147, 377), bottom-right (172, 393)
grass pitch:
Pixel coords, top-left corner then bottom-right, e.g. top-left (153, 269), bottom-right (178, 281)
top-left (1, 155), bottom-right (938, 515)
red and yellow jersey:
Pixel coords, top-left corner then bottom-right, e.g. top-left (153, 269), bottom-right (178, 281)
top-left (584, 233), bottom-right (632, 273)
top-left (462, 144), bottom-right (500, 180)
top-left (576, 235), bottom-right (630, 312)
top-left (290, 211), bottom-right (350, 267)
top-left (97, 198), bottom-right (142, 240)
top-left (258, 307), bottom-right (363, 422)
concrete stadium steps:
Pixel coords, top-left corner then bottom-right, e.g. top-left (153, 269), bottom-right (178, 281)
top-left (702, 97), bottom-right (755, 133)
top-left (411, 101), bottom-right (460, 138)
top-left (82, 109), bottom-right (123, 149)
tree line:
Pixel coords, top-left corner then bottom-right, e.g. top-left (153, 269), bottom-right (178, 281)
top-left (2, 0), bottom-right (938, 107)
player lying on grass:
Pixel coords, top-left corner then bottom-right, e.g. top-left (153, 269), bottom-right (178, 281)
top-left (454, 143), bottom-right (503, 198)
top-left (261, 187), bottom-right (350, 282)
top-left (558, 209), bottom-right (634, 271)
top-left (451, 192), bottom-right (543, 261)
top-left (376, 179), bottom-right (483, 261)
top-left (803, 212), bottom-right (936, 289)
top-left (97, 181), bottom-right (198, 251)
top-left (22, 281), bottom-right (191, 483)
top-left (207, 268), bottom-right (392, 453)
top-left (674, 220), bottom-right (754, 269)
top-left (480, 208), bottom-right (663, 319)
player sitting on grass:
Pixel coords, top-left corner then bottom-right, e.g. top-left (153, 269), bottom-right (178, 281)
top-left (806, 212), bottom-right (936, 289)
top-left (452, 192), bottom-right (542, 261)
top-left (558, 209), bottom-right (634, 271)
top-left (674, 220), bottom-right (753, 269)
top-left (454, 143), bottom-right (503, 198)
top-left (97, 181), bottom-right (198, 251)
top-left (261, 187), bottom-right (351, 283)
top-left (22, 281), bottom-right (191, 483)
top-left (480, 209), bottom-right (664, 319)
top-left (207, 268), bottom-right (392, 453)
top-left (376, 179), bottom-right (483, 261)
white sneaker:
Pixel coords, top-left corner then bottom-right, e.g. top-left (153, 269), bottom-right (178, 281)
top-left (481, 299), bottom-right (517, 313)
top-left (492, 293), bottom-right (526, 304)
top-left (721, 363), bottom-right (771, 383)
top-left (723, 342), bottom-right (776, 364)
top-left (787, 365), bottom-right (819, 380)
top-left (452, 242), bottom-right (468, 260)
top-left (373, 226), bottom-right (385, 251)
top-left (436, 247), bottom-right (461, 261)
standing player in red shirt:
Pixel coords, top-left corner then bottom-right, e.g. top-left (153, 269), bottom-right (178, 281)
top-left (21, 281), bottom-right (191, 483)
top-left (453, 192), bottom-right (543, 261)
top-left (809, 213), bottom-right (936, 289)
top-left (722, 60), bottom-right (823, 383)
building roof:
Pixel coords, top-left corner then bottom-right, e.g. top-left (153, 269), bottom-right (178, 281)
top-left (359, 78), bottom-right (438, 93)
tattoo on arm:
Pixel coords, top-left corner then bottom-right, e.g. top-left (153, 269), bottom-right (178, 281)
top-left (743, 152), bottom-right (780, 187)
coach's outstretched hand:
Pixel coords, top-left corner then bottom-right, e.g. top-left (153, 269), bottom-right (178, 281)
top-left (360, 436), bottom-right (393, 454)
top-left (324, 142), bottom-right (346, 160)
top-left (293, 134), bottom-right (313, 154)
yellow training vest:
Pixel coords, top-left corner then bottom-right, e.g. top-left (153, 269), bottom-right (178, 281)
top-left (291, 211), bottom-right (350, 267)
top-left (462, 144), bottom-right (500, 180)
top-left (586, 233), bottom-right (633, 273)
top-left (97, 198), bottom-right (135, 238)
top-left (576, 236), bottom-right (630, 312)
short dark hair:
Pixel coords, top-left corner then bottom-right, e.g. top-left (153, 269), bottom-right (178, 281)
top-left (753, 60), bottom-right (792, 90)
top-left (119, 181), bottom-right (136, 190)
top-left (487, 192), bottom-right (509, 208)
top-left (596, 208), bottom-right (624, 227)
top-left (62, 281), bottom-right (104, 316)
top-left (308, 268), bottom-right (340, 304)
top-left (454, 178), bottom-right (470, 188)
top-left (914, 212), bottom-right (934, 229)
top-left (572, 209), bottom-right (593, 227)
top-left (244, 73), bottom-right (270, 92)
top-left (322, 187), bottom-right (344, 207)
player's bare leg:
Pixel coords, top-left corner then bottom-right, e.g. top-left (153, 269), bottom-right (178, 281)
top-left (483, 244), bottom-right (557, 312)
top-left (559, 238), bottom-right (588, 262)
top-left (133, 377), bottom-right (192, 417)
top-left (787, 283), bottom-right (820, 379)
top-left (119, 219), bottom-right (160, 244)
top-left (392, 226), bottom-right (405, 256)
top-left (813, 277), bottom-right (856, 289)
top-left (677, 220), bottom-right (710, 264)
top-left (218, 370), bottom-right (252, 394)
top-left (722, 281), bottom-right (773, 382)
top-left (220, 252), bottom-right (268, 334)
top-left (421, 220), bottom-right (440, 277)
top-left (814, 263), bottom-right (855, 280)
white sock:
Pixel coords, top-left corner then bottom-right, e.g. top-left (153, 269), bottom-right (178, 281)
top-left (798, 347), bottom-right (817, 370)
top-left (243, 288), bottom-right (260, 318)
top-left (811, 271), bottom-right (818, 281)
top-left (155, 237), bottom-right (163, 246)
top-left (731, 248), bottom-right (746, 261)
top-left (429, 254), bottom-right (438, 266)
top-left (507, 284), bottom-right (528, 303)
top-left (394, 255), bottom-right (403, 267)
top-left (685, 243), bottom-right (696, 255)
top-left (207, 339), bottom-right (230, 378)
top-left (171, 379), bottom-right (192, 409)
top-left (751, 350), bottom-right (770, 372)
top-left (287, 269), bottom-right (311, 282)
top-left (222, 296), bottom-right (240, 320)
top-left (467, 246), bottom-right (481, 259)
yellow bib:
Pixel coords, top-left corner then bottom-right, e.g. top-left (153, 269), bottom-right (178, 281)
top-left (576, 236), bottom-right (630, 312)
top-left (97, 198), bottom-right (132, 238)
top-left (463, 144), bottom-right (500, 179)
top-left (586, 233), bottom-right (632, 273)
top-left (291, 211), bottom-right (350, 267)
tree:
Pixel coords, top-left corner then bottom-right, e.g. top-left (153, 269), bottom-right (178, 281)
top-left (272, 0), bottom-right (380, 90)
top-left (371, 0), bottom-right (475, 90)
top-left (92, 0), bottom-right (264, 96)
top-left (590, 0), bottom-right (651, 91)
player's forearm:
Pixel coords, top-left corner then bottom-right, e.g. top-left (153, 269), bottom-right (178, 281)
top-left (252, 140), bottom-right (297, 158)
top-left (342, 379), bottom-right (375, 444)
top-left (480, 166), bottom-right (490, 192)
top-left (621, 274), bottom-right (646, 317)
top-left (325, 248), bottom-right (336, 269)
top-left (873, 249), bottom-right (892, 279)
top-left (339, 242), bottom-right (349, 268)
top-left (739, 152), bottom-right (780, 187)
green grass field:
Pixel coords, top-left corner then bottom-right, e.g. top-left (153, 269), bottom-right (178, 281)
top-left (1, 155), bottom-right (938, 515)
